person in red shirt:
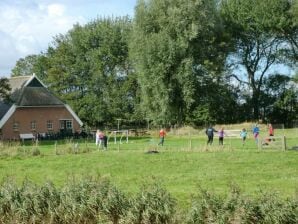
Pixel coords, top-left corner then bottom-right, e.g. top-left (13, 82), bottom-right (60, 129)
top-left (268, 124), bottom-right (274, 136)
top-left (158, 129), bottom-right (166, 146)
top-left (268, 123), bottom-right (274, 142)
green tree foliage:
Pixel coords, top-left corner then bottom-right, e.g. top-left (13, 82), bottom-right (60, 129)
top-left (130, 0), bottom-right (229, 125)
top-left (8, 0), bottom-right (297, 127)
top-left (11, 54), bottom-right (49, 79)
top-left (286, 0), bottom-right (298, 62)
top-left (260, 74), bottom-right (298, 125)
top-left (0, 77), bottom-right (11, 102)
top-left (46, 18), bottom-right (137, 126)
top-left (221, 0), bottom-right (296, 120)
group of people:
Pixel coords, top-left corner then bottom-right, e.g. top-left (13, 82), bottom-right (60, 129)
top-left (95, 124), bottom-right (274, 148)
top-left (95, 128), bottom-right (166, 148)
top-left (205, 123), bottom-right (274, 146)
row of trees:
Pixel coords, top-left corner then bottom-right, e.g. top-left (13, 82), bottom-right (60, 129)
top-left (8, 0), bottom-right (298, 127)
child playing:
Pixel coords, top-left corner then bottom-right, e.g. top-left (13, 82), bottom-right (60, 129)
top-left (158, 129), bottom-right (166, 146)
top-left (252, 124), bottom-right (260, 144)
top-left (240, 128), bottom-right (248, 146)
top-left (218, 127), bottom-right (226, 145)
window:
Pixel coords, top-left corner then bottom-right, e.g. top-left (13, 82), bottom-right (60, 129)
top-left (66, 120), bottom-right (72, 130)
top-left (31, 121), bottom-right (36, 130)
top-left (60, 120), bottom-right (73, 130)
top-left (47, 120), bottom-right (53, 130)
top-left (13, 121), bottom-right (19, 131)
top-left (60, 121), bottom-right (64, 129)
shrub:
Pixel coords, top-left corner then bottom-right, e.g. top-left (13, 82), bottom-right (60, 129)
top-left (187, 186), bottom-right (298, 224)
top-left (126, 182), bottom-right (176, 224)
top-left (0, 178), bottom-right (297, 224)
top-left (243, 191), bottom-right (298, 224)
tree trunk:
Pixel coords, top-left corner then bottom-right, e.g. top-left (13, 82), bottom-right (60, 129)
top-left (252, 91), bottom-right (260, 121)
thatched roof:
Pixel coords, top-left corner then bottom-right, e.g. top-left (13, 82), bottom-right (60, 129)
top-left (9, 75), bottom-right (64, 106)
top-left (0, 75), bottom-right (83, 128)
top-left (0, 75), bottom-right (64, 120)
top-left (0, 101), bottom-right (11, 120)
top-left (16, 87), bottom-right (64, 106)
top-left (9, 75), bottom-right (32, 93)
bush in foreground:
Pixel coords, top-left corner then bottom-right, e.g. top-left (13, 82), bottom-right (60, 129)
top-left (0, 178), bottom-right (297, 223)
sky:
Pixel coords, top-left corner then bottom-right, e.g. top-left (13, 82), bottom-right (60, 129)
top-left (0, 0), bottom-right (137, 76)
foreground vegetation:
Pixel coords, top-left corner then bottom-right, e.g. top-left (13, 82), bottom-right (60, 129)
top-left (0, 177), bottom-right (297, 224)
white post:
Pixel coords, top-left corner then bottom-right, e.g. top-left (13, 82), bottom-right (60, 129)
top-left (282, 136), bottom-right (286, 151)
top-left (116, 119), bottom-right (121, 131)
top-left (114, 131), bottom-right (117, 144)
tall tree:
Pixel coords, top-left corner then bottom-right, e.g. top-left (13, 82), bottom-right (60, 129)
top-left (287, 0), bottom-right (298, 61)
top-left (11, 54), bottom-right (49, 79)
top-left (46, 18), bottom-right (136, 126)
top-left (131, 0), bottom-right (228, 125)
top-left (0, 77), bottom-right (11, 102)
top-left (262, 74), bottom-right (298, 125)
top-left (221, 0), bottom-right (296, 120)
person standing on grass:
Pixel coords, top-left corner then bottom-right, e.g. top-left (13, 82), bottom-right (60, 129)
top-left (102, 133), bottom-right (108, 150)
top-left (206, 126), bottom-right (217, 145)
top-left (252, 124), bottom-right (260, 144)
top-left (240, 128), bottom-right (248, 146)
top-left (268, 123), bottom-right (274, 141)
top-left (158, 128), bottom-right (166, 146)
top-left (218, 127), bottom-right (226, 145)
top-left (96, 130), bottom-right (104, 149)
top-left (95, 130), bottom-right (101, 146)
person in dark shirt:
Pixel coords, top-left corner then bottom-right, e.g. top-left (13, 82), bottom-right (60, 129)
top-left (103, 134), bottom-right (108, 150)
top-left (206, 126), bottom-right (217, 145)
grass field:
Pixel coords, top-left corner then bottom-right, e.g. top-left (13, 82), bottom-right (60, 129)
top-left (0, 128), bottom-right (297, 207)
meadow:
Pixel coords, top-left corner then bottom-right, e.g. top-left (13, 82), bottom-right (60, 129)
top-left (0, 127), bottom-right (297, 206)
top-left (0, 127), bottom-right (297, 223)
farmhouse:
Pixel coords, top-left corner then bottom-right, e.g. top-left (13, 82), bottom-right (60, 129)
top-left (0, 75), bottom-right (83, 140)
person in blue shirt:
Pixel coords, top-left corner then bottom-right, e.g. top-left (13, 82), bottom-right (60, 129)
top-left (240, 128), bottom-right (248, 146)
top-left (252, 124), bottom-right (260, 144)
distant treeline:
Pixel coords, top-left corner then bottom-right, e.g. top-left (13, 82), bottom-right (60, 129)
top-left (10, 0), bottom-right (298, 128)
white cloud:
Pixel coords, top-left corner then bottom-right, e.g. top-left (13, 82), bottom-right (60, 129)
top-left (47, 3), bottom-right (65, 17)
top-left (0, 0), bottom-right (136, 77)
top-left (0, 31), bottom-right (18, 75)
top-left (0, 1), bottom-right (86, 76)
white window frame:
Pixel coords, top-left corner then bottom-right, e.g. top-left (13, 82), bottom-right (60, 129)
top-left (59, 119), bottom-right (73, 130)
top-left (66, 120), bottom-right (73, 130)
top-left (31, 120), bottom-right (36, 130)
top-left (13, 121), bottom-right (19, 131)
top-left (47, 120), bottom-right (53, 130)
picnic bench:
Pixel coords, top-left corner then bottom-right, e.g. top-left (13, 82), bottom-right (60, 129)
top-left (19, 133), bottom-right (35, 140)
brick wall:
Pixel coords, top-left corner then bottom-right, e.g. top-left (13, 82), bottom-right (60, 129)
top-left (1, 106), bottom-right (81, 139)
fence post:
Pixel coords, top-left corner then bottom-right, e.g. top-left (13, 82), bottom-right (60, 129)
top-left (55, 141), bottom-right (57, 155)
top-left (282, 136), bottom-right (286, 151)
top-left (189, 130), bottom-right (192, 151)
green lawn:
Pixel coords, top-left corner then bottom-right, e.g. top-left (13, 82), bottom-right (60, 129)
top-left (0, 131), bottom-right (297, 207)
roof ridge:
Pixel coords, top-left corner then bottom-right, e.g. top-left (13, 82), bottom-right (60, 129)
top-left (10, 75), bottom-right (32, 79)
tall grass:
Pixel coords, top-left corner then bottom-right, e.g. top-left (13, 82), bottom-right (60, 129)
top-left (0, 178), bottom-right (297, 224)
top-left (187, 184), bottom-right (298, 224)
